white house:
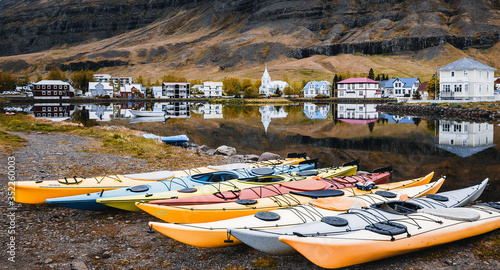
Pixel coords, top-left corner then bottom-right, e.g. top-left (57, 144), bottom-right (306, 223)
top-left (202, 81), bottom-right (223, 97)
top-left (162, 82), bottom-right (190, 99)
top-left (437, 120), bottom-right (494, 157)
top-left (303, 81), bottom-right (332, 98)
top-left (258, 66), bottom-right (290, 97)
top-left (88, 82), bottom-right (114, 97)
top-left (438, 58), bottom-right (497, 101)
top-left (380, 78), bottom-right (421, 98)
top-left (152, 86), bottom-right (163, 98)
top-left (337, 78), bottom-right (381, 98)
top-left (94, 74), bottom-right (133, 86)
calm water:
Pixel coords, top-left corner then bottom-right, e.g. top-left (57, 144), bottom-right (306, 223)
top-left (5, 102), bottom-right (500, 201)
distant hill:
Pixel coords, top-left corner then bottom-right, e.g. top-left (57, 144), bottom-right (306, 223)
top-left (0, 0), bottom-right (498, 80)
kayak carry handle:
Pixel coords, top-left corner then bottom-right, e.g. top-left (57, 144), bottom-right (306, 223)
top-left (372, 165), bottom-right (393, 174)
top-left (342, 158), bottom-right (360, 167)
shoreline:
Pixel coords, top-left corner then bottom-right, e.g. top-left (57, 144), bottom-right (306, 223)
top-left (0, 116), bottom-right (499, 269)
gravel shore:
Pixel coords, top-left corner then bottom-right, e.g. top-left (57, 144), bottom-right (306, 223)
top-left (1, 132), bottom-right (499, 270)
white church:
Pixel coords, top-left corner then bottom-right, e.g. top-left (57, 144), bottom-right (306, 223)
top-left (259, 66), bottom-right (290, 97)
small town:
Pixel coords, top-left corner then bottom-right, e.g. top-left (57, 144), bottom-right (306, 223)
top-left (1, 1), bottom-right (499, 270)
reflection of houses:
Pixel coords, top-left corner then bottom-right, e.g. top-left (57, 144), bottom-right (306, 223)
top-left (163, 102), bottom-right (191, 118)
top-left (337, 103), bottom-right (379, 124)
top-left (380, 113), bottom-right (415, 124)
top-left (437, 120), bottom-right (495, 157)
top-left (337, 78), bottom-right (381, 98)
top-left (87, 104), bottom-right (114, 121)
top-left (88, 82), bottom-right (113, 97)
top-left (303, 103), bottom-right (331, 120)
top-left (192, 104), bottom-right (223, 119)
top-left (438, 58), bottom-right (497, 101)
top-left (33, 80), bottom-right (75, 99)
top-left (162, 83), bottom-right (190, 99)
top-left (33, 104), bottom-right (75, 121)
top-left (258, 66), bottom-right (290, 97)
top-left (303, 81), bottom-right (332, 98)
top-left (259, 105), bottom-right (288, 133)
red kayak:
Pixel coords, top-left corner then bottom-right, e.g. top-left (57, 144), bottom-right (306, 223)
top-left (149, 172), bottom-right (391, 206)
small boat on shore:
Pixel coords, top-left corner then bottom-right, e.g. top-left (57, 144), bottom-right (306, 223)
top-left (142, 133), bottom-right (189, 145)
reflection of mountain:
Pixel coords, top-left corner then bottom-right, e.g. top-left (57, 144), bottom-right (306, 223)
top-left (303, 103), bottom-right (331, 120)
top-left (380, 113), bottom-right (415, 124)
top-left (260, 105), bottom-right (288, 134)
top-left (337, 103), bottom-right (379, 125)
top-left (437, 120), bottom-right (495, 158)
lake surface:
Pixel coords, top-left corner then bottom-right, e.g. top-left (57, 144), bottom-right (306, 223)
top-left (5, 101), bottom-right (500, 201)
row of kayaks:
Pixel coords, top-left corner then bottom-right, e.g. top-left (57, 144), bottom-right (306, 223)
top-left (9, 153), bottom-right (500, 269)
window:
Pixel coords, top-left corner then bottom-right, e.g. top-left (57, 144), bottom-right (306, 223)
top-left (443, 85), bottom-right (450, 92)
top-left (450, 139), bottom-right (454, 145)
top-left (451, 71), bottom-right (455, 77)
top-left (47, 91), bottom-right (51, 95)
top-left (442, 123), bottom-right (450, 132)
top-left (463, 140), bottom-right (468, 146)
top-left (47, 107), bottom-right (51, 111)
top-left (42, 85), bottom-right (46, 89)
top-left (59, 91), bottom-right (62, 95)
top-left (454, 85), bottom-right (462, 92)
top-left (42, 113), bottom-right (46, 117)
top-left (358, 106), bottom-right (363, 112)
top-left (465, 84), bottom-right (468, 92)
top-left (48, 113), bottom-right (51, 117)
top-left (359, 91), bottom-right (363, 96)
top-left (454, 124), bottom-right (462, 132)
top-left (42, 107), bottom-right (46, 112)
top-left (464, 70), bottom-right (468, 76)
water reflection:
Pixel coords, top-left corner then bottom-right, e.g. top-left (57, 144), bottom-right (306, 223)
top-left (337, 103), bottom-right (379, 124)
top-left (192, 104), bottom-right (223, 119)
top-left (437, 120), bottom-right (495, 157)
top-left (303, 103), bottom-right (331, 120)
top-left (260, 105), bottom-right (288, 133)
top-left (33, 103), bottom-right (75, 122)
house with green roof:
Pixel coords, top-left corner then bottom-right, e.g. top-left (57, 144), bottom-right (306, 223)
top-left (438, 58), bottom-right (497, 101)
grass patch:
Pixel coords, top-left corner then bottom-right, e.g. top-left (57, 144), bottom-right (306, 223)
top-left (252, 257), bottom-right (278, 269)
top-left (0, 113), bottom-right (80, 133)
top-left (0, 130), bottom-right (27, 151)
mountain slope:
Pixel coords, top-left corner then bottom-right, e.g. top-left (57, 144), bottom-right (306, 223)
top-left (0, 0), bottom-right (498, 79)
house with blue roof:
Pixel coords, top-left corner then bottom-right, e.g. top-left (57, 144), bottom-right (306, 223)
top-left (438, 58), bottom-right (497, 101)
top-left (302, 81), bottom-right (332, 98)
top-left (303, 103), bottom-right (331, 120)
top-left (380, 78), bottom-right (421, 99)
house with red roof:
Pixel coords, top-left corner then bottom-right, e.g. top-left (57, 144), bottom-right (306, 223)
top-left (337, 78), bottom-right (381, 99)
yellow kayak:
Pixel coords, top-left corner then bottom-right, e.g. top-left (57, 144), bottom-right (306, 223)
top-left (138, 172), bottom-right (434, 223)
top-left (148, 176), bottom-right (443, 248)
top-left (98, 165), bottom-right (359, 212)
top-left (9, 156), bottom-right (306, 204)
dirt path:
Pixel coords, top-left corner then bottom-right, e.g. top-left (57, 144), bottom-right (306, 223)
top-left (1, 132), bottom-right (498, 269)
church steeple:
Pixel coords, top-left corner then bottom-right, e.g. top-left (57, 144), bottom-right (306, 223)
top-left (261, 65), bottom-right (271, 85)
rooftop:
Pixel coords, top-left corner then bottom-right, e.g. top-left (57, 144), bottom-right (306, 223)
top-left (438, 58), bottom-right (497, 71)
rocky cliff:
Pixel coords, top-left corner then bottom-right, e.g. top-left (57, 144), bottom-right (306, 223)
top-left (0, 0), bottom-right (498, 74)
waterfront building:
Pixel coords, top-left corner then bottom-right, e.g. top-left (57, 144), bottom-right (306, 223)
top-left (380, 78), bottom-right (421, 99)
top-left (33, 80), bottom-right (75, 99)
top-left (416, 81), bottom-right (429, 100)
top-left (302, 81), bottom-right (332, 98)
top-left (202, 81), bottom-right (223, 97)
top-left (88, 82), bottom-right (114, 97)
top-left (94, 74), bottom-right (133, 85)
top-left (258, 66), bottom-right (290, 97)
top-left (438, 58), bottom-right (497, 100)
top-left (152, 86), bottom-right (163, 98)
top-left (337, 78), bottom-right (381, 98)
top-left (162, 82), bottom-right (190, 99)
top-left (119, 83), bottom-right (144, 98)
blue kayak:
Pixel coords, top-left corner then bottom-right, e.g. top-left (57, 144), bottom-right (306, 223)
top-left (143, 133), bottom-right (189, 145)
top-left (46, 159), bottom-right (318, 211)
